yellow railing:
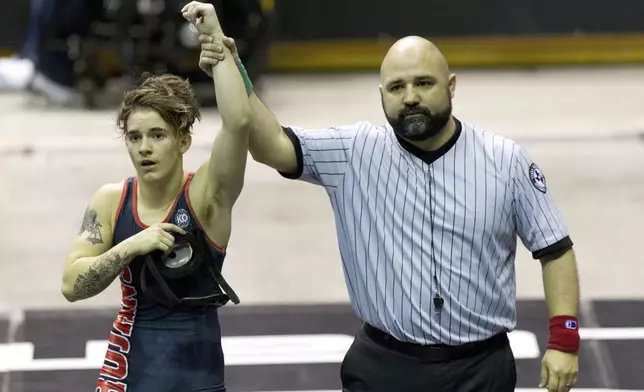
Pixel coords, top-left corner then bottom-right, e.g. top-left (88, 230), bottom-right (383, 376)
top-left (3, 33), bottom-right (644, 72)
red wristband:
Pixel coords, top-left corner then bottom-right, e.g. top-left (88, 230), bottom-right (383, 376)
top-left (548, 315), bottom-right (580, 353)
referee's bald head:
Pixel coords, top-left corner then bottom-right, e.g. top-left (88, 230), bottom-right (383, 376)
top-left (379, 36), bottom-right (456, 143)
top-left (380, 36), bottom-right (451, 83)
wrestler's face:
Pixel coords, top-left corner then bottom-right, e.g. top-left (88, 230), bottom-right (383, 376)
top-left (124, 108), bottom-right (191, 181)
top-left (380, 56), bottom-right (455, 141)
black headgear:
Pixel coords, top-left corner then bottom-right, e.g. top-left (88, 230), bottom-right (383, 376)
top-left (140, 231), bottom-right (240, 313)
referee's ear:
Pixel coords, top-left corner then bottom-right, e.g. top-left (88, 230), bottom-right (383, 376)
top-left (448, 74), bottom-right (457, 98)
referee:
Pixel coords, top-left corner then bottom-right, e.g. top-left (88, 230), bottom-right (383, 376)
top-left (198, 32), bottom-right (581, 392)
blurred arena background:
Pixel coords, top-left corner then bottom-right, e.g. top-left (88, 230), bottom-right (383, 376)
top-left (1, 0), bottom-right (644, 391)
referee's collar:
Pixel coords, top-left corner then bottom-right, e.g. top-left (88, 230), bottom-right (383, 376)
top-left (394, 117), bottom-right (463, 165)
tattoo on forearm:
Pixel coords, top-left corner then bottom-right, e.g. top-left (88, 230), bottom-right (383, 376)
top-left (72, 251), bottom-right (127, 300)
top-left (80, 206), bottom-right (104, 245)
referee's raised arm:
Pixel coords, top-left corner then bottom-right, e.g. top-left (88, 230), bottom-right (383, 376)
top-left (198, 34), bottom-right (299, 175)
top-left (198, 35), bottom-right (363, 187)
top-left (245, 93), bottom-right (299, 175)
top-left (243, 75), bottom-right (362, 188)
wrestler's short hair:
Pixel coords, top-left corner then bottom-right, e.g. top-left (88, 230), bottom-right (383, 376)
top-left (117, 73), bottom-right (201, 136)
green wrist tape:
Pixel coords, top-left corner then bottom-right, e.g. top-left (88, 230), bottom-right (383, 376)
top-left (236, 60), bottom-right (253, 96)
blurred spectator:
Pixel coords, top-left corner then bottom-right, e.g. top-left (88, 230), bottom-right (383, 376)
top-left (0, 0), bottom-right (270, 108)
top-left (0, 0), bottom-right (100, 106)
top-left (0, 0), bottom-right (44, 92)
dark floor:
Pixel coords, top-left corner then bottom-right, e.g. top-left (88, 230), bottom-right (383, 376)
top-left (0, 300), bottom-right (642, 392)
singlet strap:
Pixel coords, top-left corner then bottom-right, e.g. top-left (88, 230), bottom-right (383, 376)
top-left (113, 177), bottom-right (134, 231)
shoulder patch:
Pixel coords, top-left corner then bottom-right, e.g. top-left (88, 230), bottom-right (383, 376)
top-left (528, 163), bottom-right (547, 193)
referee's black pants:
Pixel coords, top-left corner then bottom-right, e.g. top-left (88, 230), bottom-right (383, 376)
top-left (340, 323), bottom-right (516, 392)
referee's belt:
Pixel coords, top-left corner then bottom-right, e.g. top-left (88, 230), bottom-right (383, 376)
top-left (362, 323), bottom-right (509, 362)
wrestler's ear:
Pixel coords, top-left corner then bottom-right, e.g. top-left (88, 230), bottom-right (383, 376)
top-left (178, 132), bottom-right (192, 154)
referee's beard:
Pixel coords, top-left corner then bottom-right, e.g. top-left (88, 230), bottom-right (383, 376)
top-left (385, 101), bottom-right (452, 142)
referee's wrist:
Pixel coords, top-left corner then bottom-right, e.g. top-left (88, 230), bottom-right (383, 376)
top-left (547, 315), bottom-right (580, 353)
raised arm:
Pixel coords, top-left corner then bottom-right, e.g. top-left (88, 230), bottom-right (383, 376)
top-left (182, 2), bottom-right (252, 210)
top-left (245, 90), bottom-right (364, 190)
top-left (197, 36), bottom-right (364, 188)
top-left (197, 35), bottom-right (297, 174)
top-left (247, 92), bottom-right (299, 173)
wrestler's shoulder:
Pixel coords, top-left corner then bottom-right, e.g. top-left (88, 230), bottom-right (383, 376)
top-left (89, 181), bottom-right (127, 208)
top-left (97, 181), bottom-right (125, 196)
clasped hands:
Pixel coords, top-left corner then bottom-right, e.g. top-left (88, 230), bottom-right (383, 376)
top-left (181, 1), bottom-right (239, 76)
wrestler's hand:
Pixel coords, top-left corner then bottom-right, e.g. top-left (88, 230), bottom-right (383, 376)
top-left (198, 35), bottom-right (240, 77)
top-left (125, 223), bottom-right (186, 257)
top-left (181, 1), bottom-right (222, 36)
top-left (539, 349), bottom-right (578, 392)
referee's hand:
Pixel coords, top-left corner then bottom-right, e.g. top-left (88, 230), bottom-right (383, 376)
top-left (198, 35), bottom-right (240, 77)
top-left (539, 349), bottom-right (579, 392)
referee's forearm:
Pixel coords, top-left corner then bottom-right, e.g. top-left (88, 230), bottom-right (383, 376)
top-left (540, 248), bottom-right (580, 317)
top-left (247, 93), bottom-right (287, 164)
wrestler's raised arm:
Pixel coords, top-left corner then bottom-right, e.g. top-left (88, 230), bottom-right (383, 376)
top-left (183, 1), bottom-right (252, 213)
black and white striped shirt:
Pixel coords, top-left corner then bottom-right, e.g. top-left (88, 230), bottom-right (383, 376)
top-left (279, 118), bottom-right (573, 345)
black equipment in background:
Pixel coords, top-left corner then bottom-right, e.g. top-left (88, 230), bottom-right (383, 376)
top-left (49, 0), bottom-right (272, 107)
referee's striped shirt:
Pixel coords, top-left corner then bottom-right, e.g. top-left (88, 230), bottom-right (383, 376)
top-left (279, 118), bottom-right (573, 345)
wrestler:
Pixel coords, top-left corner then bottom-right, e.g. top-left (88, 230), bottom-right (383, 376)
top-left (60, 2), bottom-right (251, 390)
